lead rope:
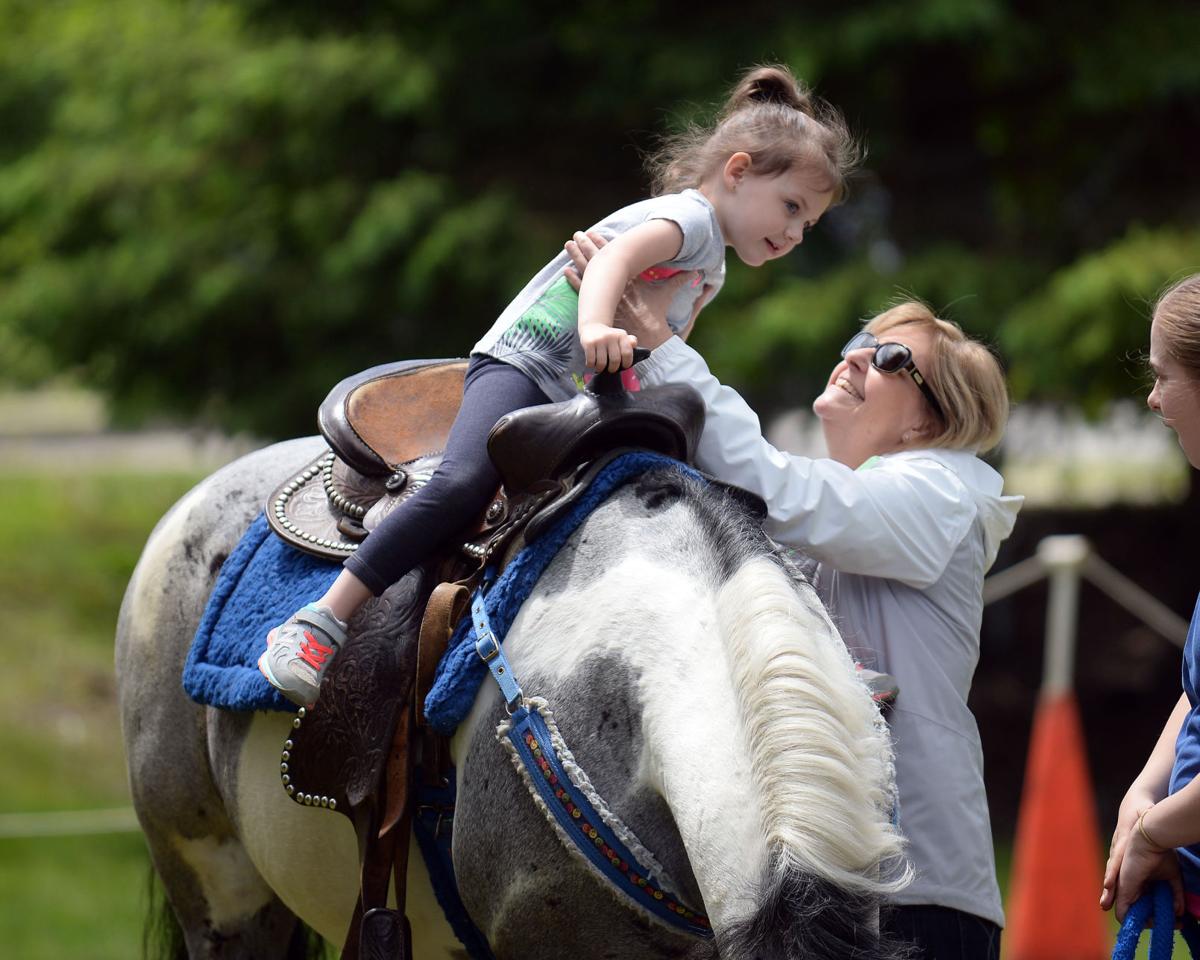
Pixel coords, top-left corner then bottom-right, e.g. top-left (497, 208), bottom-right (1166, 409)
top-left (1113, 880), bottom-right (1200, 959)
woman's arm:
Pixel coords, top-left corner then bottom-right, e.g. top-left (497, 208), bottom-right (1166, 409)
top-left (1101, 693), bottom-right (1189, 918)
top-left (1099, 691), bottom-right (1195, 916)
top-left (563, 230), bottom-right (974, 585)
top-left (641, 338), bottom-right (975, 586)
top-left (577, 220), bottom-right (683, 372)
top-left (1128, 693), bottom-right (1190, 810)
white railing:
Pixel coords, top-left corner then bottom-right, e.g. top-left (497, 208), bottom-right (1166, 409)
top-left (0, 806), bottom-right (139, 838)
top-left (983, 534), bottom-right (1189, 695)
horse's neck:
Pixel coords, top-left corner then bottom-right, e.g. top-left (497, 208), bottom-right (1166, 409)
top-left (459, 480), bottom-right (903, 942)
top-left (497, 536), bottom-right (770, 929)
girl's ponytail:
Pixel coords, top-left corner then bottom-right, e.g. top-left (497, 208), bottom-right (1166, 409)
top-left (1154, 274), bottom-right (1200, 374)
top-left (649, 63), bottom-right (860, 200)
top-left (721, 65), bottom-right (815, 119)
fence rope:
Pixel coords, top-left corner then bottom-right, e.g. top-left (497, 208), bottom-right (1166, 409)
top-left (981, 534), bottom-right (1189, 696)
top-left (0, 807), bottom-right (140, 838)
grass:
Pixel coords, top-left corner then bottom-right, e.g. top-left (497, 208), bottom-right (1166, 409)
top-left (0, 470), bottom-right (201, 960)
top-left (0, 833), bottom-right (153, 960)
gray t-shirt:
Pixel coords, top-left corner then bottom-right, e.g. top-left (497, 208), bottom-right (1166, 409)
top-left (472, 189), bottom-right (725, 400)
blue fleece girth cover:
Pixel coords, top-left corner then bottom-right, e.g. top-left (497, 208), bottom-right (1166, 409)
top-left (183, 514), bottom-right (341, 712)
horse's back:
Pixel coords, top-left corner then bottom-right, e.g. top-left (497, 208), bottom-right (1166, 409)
top-left (117, 437), bottom-right (323, 765)
top-left (116, 440), bottom-right (900, 959)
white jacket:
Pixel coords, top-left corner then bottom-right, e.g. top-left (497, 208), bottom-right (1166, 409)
top-left (638, 336), bottom-right (1023, 925)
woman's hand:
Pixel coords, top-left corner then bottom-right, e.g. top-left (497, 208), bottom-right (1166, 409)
top-left (1102, 786), bottom-right (1158, 912)
top-left (1113, 826), bottom-right (1182, 922)
top-left (1102, 796), bottom-right (1183, 921)
top-left (563, 230), bottom-right (693, 350)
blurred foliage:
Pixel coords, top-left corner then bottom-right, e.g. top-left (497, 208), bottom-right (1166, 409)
top-left (1002, 227), bottom-right (1200, 409)
top-left (1, 0), bottom-right (1199, 436)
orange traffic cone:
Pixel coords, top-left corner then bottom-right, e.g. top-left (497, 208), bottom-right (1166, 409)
top-left (1006, 692), bottom-right (1109, 959)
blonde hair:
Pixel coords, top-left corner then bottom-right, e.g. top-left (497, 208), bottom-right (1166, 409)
top-left (1154, 274), bottom-right (1200, 374)
top-left (648, 64), bottom-right (861, 203)
top-left (864, 302), bottom-right (1010, 454)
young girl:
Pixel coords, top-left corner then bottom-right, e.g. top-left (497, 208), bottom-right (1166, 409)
top-left (259, 63), bottom-right (860, 708)
top-left (1101, 274), bottom-right (1200, 924)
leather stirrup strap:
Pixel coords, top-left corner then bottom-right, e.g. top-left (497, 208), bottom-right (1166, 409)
top-left (415, 582), bottom-right (470, 730)
top-left (341, 706), bottom-right (415, 960)
top-left (381, 705), bottom-right (414, 836)
top-left (372, 703), bottom-right (416, 960)
top-left (342, 807), bottom-right (384, 960)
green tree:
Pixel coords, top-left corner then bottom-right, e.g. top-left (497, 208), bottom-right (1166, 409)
top-left (2, 0), bottom-right (1199, 436)
top-left (0, 0), bottom-right (528, 435)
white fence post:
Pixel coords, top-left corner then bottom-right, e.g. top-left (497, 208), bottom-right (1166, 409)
top-left (1036, 535), bottom-right (1090, 697)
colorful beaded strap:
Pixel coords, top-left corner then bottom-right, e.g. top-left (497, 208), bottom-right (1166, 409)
top-left (504, 701), bottom-right (712, 938)
top-left (473, 579), bottom-right (712, 939)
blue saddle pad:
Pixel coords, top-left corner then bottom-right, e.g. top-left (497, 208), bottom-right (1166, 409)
top-left (183, 514), bottom-right (341, 712)
top-left (184, 451), bottom-right (701, 721)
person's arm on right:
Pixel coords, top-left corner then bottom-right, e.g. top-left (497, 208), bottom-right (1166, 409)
top-left (1101, 692), bottom-right (1190, 914)
top-left (644, 340), bottom-right (975, 585)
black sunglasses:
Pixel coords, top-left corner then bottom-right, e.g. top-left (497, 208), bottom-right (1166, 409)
top-left (840, 331), bottom-right (945, 421)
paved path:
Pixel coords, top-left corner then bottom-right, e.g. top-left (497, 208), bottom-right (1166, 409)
top-left (0, 429), bottom-right (260, 473)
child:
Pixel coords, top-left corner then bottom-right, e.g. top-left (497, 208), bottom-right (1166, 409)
top-left (1101, 274), bottom-right (1200, 924)
top-left (260, 63), bottom-right (860, 707)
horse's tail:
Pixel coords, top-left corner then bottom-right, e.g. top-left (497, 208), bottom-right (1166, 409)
top-left (142, 865), bottom-right (187, 960)
top-left (718, 557), bottom-right (909, 894)
top-left (141, 864), bottom-right (328, 960)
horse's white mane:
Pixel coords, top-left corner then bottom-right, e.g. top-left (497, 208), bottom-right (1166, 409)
top-left (718, 556), bottom-right (909, 895)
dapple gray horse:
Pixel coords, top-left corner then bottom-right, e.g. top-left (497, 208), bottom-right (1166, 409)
top-left (117, 436), bottom-right (908, 959)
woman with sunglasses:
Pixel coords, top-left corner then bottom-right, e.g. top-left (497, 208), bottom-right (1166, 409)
top-left (564, 231), bottom-right (1022, 960)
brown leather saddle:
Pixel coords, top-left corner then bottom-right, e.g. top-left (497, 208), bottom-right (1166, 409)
top-left (265, 357), bottom-right (705, 960)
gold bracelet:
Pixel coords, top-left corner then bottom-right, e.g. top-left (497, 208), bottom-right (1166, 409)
top-left (1138, 809), bottom-right (1167, 852)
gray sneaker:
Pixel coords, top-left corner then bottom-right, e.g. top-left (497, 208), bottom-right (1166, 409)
top-left (258, 604), bottom-right (349, 708)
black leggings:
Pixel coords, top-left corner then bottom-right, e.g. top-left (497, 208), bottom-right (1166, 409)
top-left (881, 905), bottom-right (1001, 960)
top-left (344, 356), bottom-right (550, 595)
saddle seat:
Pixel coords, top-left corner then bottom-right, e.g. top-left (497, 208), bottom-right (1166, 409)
top-left (268, 358), bottom-right (705, 564)
top-left (487, 374), bottom-right (705, 494)
top-left (317, 355), bottom-right (704, 493)
top-left (319, 358), bottom-right (469, 479)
